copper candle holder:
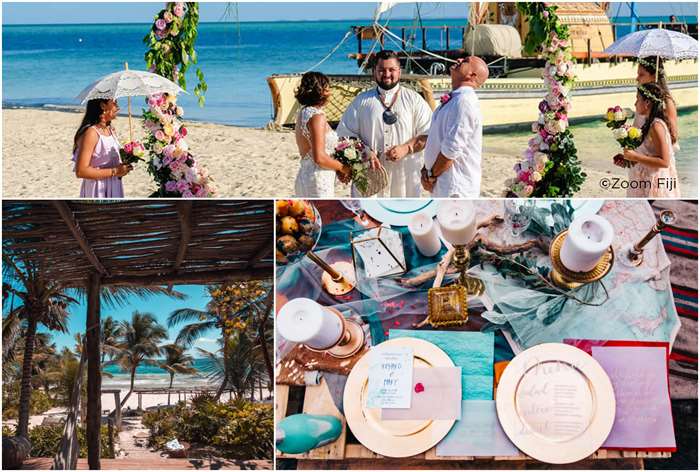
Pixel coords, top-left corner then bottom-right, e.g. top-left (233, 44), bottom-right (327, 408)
top-left (304, 306), bottom-right (365, 358)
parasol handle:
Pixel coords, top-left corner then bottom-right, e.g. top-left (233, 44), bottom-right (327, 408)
top-left (125, 61), bottom-right (133, 143)
top-left (655, 23), bottom-right (662, 82)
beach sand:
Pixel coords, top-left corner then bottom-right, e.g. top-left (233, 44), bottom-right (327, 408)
top-left (5, 107), bottom-right (696, 199)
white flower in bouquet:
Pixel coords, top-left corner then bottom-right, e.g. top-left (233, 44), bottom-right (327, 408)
top-left (612, 127), bottom-right (628, 140)
top-left (344, 148), bottom-right (358, 160)
top-left (154, 142), bottom-right (164, 154)
top-left (539, 141), bottom-right (549, 151)
top-left (613, 110), bottom-right (625, 121)
top-left (538, 113), bottom-right (546, 125)
top-left (534, 152), bottom-right (549, 166)
top-left (176, 106), bottom-right (184, 116)
top-left (555, 119), bottom-right (568, 133)
top-left (531, 122), bottom-right (540, 133)
top-left (153, 156), bottom-right (162, 169)
top-left (548, 65), bottom-right (557, 77)
top-left (556, 63), bottom-right (568, 76)
top-left (531, 171), bottom-right (543, 182)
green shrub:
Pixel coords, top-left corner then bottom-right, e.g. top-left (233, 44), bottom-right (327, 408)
top-left (212, 401), bottom-right (273, 460)
top-left (2, 388), bottom-right (53, 420)
top-left (27, 424), bottom-right (115, 458)
top-left (2, 424), bottom-right (15, 436)
top-left (142, 398), bottom-right (273, 460)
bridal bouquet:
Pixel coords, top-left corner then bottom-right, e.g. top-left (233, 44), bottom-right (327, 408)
top-left (603, 105), bottom-right (633, 129)
top-left (142, 93), bottom-right (215, 197)
top-left (120, 141), bottom-right (146, 165)
top-left (333, 137), bottom-right (370, 194)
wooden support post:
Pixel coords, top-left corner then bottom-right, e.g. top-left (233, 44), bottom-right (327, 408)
top-left (138, 393), bottom-right (142, 411)
top-left (107, 419), bottom-right (115, 459)
top-left (86, 271), bottom-right (102, 470)
top-left (113, 392), bottom-right (121, 430)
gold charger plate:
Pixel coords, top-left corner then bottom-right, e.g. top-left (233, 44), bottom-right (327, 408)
top-left (343, 337), bottom-right (456, 458)
top-left (496, 343), bottom-right (616, 464)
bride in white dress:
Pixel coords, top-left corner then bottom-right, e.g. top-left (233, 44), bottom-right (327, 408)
top-left (294, 72), bottom-right (351, 197)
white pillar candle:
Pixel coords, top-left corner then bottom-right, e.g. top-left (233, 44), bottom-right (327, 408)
top-left (277, 297), bottom-right (344, 350)
top-left (560, 215), bottom-right (614, 272)
top-left (436, 200), bottom-right (477, 246)
top-left (408, 213), bottom-right (442, 257)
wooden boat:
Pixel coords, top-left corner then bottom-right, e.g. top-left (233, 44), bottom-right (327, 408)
top-left (267, 2), bottom-right (698, 130)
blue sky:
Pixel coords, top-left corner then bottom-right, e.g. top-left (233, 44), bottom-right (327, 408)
top-left (2, 2), bottom-right (696, 25)
top-left (4, 284), bottom-right (220, 356)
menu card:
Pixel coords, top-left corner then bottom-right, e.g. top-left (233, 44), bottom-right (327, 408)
top-left (592, 345), bottom-right (676, 451)
top-left (381, 367), bottom-right (462, 421)
top-left (366, 345), bottom-right (413, 409)
top-left (437, 400), bottom-right (519, 457)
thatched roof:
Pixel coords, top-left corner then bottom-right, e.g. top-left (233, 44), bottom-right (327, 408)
top-left (2, 200), bottom-right (272, 287)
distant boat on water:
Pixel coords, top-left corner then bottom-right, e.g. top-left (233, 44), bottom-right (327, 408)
top-left (267, 2), bottom-right (698, 130)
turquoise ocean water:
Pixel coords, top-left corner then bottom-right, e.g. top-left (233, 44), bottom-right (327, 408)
top-left (102, 357), bottom-right (213, 389)
top-left (4, 16), bottom-right (695, 127)
top-left (2, 19), bottom-right (466, 127)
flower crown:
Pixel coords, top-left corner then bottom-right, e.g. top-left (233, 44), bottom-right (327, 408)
top-left (636, 57), bottom-right (664, 74)
top-left (637, 85), bottom-right (665, 105)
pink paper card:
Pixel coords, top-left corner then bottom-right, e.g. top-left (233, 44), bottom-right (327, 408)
top-left (380, 367), bottom-right (461, 421)
top-left (592, 345), bottom-right (676, 451)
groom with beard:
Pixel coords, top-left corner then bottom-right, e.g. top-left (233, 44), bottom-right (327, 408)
top-left (336, 50), bottom-right (433, 197)
top-left (422, 55), bottom-right (489, 197)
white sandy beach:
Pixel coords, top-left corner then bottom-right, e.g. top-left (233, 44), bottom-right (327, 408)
top-left (5, 106), bottom-right (684, 199)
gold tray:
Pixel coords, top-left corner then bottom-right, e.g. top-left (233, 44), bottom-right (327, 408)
top-left (496, 343), bottom-right (616, 464)
top-left (343, 337), bottom-right (456, 458)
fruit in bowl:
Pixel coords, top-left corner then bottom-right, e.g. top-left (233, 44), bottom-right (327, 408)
top-left (276, 200), bottom-right (320, 264)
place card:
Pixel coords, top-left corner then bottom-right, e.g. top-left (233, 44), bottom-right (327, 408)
top-left (366, 345), bottom-right (413, 409)
top-left (381, 367), bottom-right (462, 421)
top-left (437, 400), bottom-right (519, 457)
top-left (592, 345), bottom-right (676, 451)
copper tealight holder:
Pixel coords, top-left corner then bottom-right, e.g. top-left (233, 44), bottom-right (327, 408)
top-left (549, 230), bottom-right (615, 290)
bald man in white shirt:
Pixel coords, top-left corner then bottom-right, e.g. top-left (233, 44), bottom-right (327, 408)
top-left (336, 50), bottom-right (433, 197)
top-left (422, 55), bottom-right (489, 198)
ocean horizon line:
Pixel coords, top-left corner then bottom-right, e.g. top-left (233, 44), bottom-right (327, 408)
top-left (3, 14), bottom-right (696, 28)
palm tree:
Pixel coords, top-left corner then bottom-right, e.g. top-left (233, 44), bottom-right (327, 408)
top-left (3, 253), bottom-right (185, 438)
top-left (3, 256), bottom-right (72, 438)
top-left (197, 333), bottom-right (265, 401)
top-left (111, 312), bottom-right (168, 407)
top-left (168, 281), bottom-right (273, 400)
top-left (159, 344), bottom-right (197, 405)
top-left (100, 316), bottom-right (122, 365)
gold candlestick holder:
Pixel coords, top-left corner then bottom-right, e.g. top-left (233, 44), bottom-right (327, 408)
top-left (306, 252), bottom-right (356, 296)
top-left (304, 306), bottom-right (365, 358)
top-left (452, 244), bottom-right (485, 296)
top-left (619, 210), bottom-right (676, 268)
top-left (549, 230), bottom-right (615, 290)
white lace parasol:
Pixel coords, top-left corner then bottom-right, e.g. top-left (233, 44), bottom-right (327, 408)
top-left (604, 27), bottom-right (698, 60)
top-left (76, 68), bottom-right (185, 104)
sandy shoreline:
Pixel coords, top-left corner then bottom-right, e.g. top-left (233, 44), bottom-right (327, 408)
top-left (5, 107), bottom-right (695, 199)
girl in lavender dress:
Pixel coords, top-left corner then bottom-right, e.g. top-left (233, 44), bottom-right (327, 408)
top-left (73, 99), bottom-right (132, 197)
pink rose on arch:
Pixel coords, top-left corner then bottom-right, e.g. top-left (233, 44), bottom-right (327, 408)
top-left (180, 127), bottom-right (188, 137)
top-left (155, 19), bottom-right (167, 31)
top-left (174, 4), bottom-right (185, 18)
top-left (195, 187), bottom-right (208, 198)
top-left (165, 181), bottom-right (178, 193)
top-left (155, 130), bottom-right (166, 142)
top-left (163, 144), bottom-right (176, 159)
top-left (182, 189), bottom-right (194, 198)
top-left (175, 180), bottom-right (189, 194)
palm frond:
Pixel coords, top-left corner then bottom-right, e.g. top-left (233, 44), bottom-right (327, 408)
top-left (167, 308), bottom-right (214, 327)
